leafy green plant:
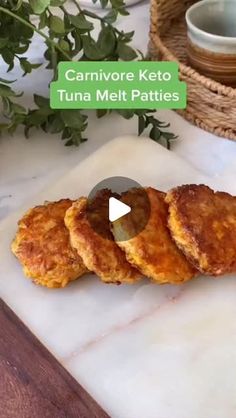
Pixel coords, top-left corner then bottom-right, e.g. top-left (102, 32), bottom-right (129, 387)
top-left (0, 0), bottom-right (176, 148)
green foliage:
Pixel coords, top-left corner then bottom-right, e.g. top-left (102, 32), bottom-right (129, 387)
top-left (29, 0), bottom-right (50, 14)
top-left (0, 0), bottom-right (176, 148)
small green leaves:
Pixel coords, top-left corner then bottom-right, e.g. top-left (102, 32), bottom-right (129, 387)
top-left (69, 14), bottom-right (94, 31)
top-left (0, 0), bottom-right (176, 147)
top-left (29, 0), bottom-right (50, 14)
top-left (117, 42), bottom-right (137, 61)
top-left (20, 58), bottom-right (41, 76)
top-left (133, 111), bottom-right (177, 149)
top-left (61, 110), bottom-right (85, 129)
top-left (50, 16), bottom-right (65, 34)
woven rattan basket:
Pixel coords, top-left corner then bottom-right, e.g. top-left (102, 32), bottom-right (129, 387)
top-left (149, 0), bottom-right (236, 141)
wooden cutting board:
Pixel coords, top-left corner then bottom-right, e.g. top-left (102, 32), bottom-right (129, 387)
top-left (0, 136), bottom-right (235, 418)
top-left (0, 300), bottom-right (109, 418)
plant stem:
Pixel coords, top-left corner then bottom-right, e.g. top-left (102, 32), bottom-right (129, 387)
top-left (71, 0), bottom-right (83, 12)
top-left (0, 6), bottom-right (72, 61)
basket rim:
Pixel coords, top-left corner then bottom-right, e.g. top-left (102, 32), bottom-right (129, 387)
top-left (149, 0), bottom-right (236, 98)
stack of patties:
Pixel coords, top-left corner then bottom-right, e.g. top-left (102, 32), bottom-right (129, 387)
top-left (11, 184), bottom-right (236, 288)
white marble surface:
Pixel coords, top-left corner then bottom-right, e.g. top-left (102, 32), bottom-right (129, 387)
top-left (2, 136), bottom-right (236, 418)
top-left (1, 2), bottom-right (236, 417)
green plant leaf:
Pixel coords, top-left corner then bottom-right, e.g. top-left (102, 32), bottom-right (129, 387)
top-left (38, 11), bottom-right (48, 29)
top-left (97, 26), bottom-right (116, 56)
top-left (0, 38), bottom-right (8, 49)
top-left (118, 7), bottom-right (129, 16)
top-left (117, 109), bottom-right (135, 119)
top-left (96, 109), bottom-right (108, 118)
top-left (110, 0), bottom-right (125, 8)
top-left (0, 77), bottom-right (16, 84)
top-left (14, 44), bottom-right (30, 54)
top-left (50, 0), bottom-right (66, 5)
top-left (20, 58), bottom-right (41, 76)
top-left (59, 39), bottom-right (70, 52)
top-left (121, 30), bottom-right (134, 43)
top-left (82, 36), bottom-right (105, 60)
top-left (2, 97), bottom-right (11, 115)
top-left (46, 114), bottom-right (65, 133)
top-left (71, 132), bottom-right (81, 146)
top-left (150, 125), bottom-right (161, 142)
top-left (104, 9), bottom-right (118, 23)
top-left (61, 127), bottom-right (71, 139)
top-left (72, 30), bottom-right (82, 53)
top-left (50, 16), bottom-right (65, 34)
top-left (161, 131), bottom-right (177, 140)
top-left (69, 14), bottom-right (93, 31)
top-left (12, 0), bottom-right (24, 10)
top-left (29, 0), bottom-right (50, 14)
top-left (11, 103), bottom-right (27, 115)
top-left (2, 49), bottom-right (14, 71)
top-left (34, 94), bottom-right (50, 108)
top-left (117, 42), bottom-right (137, 60)
top-left (0, 84), bottom-right (18, 98)
top-left (100, 0), bottom-right (108, 8)
top-left (65, 139), bottom-right (74, 146)
top-left (61, 110), bottom-right (85, 129)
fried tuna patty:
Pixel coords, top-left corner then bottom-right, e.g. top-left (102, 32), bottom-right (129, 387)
top-left (166, 184), bottom-right (236, 275)
top-left (11, 199), bottom-right (87, 288)
top-left (111, 187), bottom-right (196, 284)
top-left (64, 189), bottom-right (141, 284)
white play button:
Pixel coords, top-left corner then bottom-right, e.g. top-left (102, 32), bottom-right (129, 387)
top-left (109, 197), bottom-right (131, 222)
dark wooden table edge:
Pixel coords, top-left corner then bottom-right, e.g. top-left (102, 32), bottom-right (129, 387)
top-left (0, 298), bottom-right (110, 418)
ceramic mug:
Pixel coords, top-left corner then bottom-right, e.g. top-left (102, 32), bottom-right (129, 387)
top-left (185, 0), bottom-right (236, 86)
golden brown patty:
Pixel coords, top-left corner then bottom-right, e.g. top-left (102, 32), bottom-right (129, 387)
top-left (65, 189), bottom-right (141, 284)
top-left (111, 187), bottom-right (196, 284)
top-left (166, 184), bottom-right (236, 275)
top-left (11, 199), bottom-right (87, 288)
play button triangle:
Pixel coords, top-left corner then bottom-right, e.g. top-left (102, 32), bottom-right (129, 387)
top-left (109, 197), bottom-right (131, 222)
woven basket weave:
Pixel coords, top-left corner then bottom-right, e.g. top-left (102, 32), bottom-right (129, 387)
top-left (149, 0), bottom-right (236, 141)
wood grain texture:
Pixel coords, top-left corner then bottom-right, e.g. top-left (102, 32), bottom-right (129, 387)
top-left (0, 299), bottom-right (110, 418)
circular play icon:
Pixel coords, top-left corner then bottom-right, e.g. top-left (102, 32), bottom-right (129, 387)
top-left (86, 176), bottom-right (150, 241)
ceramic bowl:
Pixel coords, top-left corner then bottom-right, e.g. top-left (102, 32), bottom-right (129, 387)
top-left (186, 0), bottom-right (236, 85)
